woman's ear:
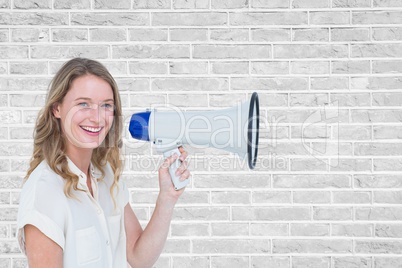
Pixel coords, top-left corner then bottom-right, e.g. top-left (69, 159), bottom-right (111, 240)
top-left (52, 103), bottom-right (61, 119)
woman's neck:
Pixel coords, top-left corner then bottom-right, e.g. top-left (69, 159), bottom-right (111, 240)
top-left (66, 146), bottom-right (93, 176)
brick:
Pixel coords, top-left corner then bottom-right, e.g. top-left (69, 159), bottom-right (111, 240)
top-left (334, 125), bottom-right (371, 140)
top-left (333, 191), bottom-right (371, 204)
top-left (290, 61), bottom-right (329, 74)
top-left (356, 240), bottom-right (402, 254)
top-left (375, 192), bottom-right (402, 204)
top-left (129, 28), bottom-right (168, 41)
top-left (171, 256), bottom-right (210, 267)
top-left (168, 93), bottom-right (208, 107)
top-left (173, 207), bottom-right (229, 221)
top-left (332, 0), bottom-right (371, 7)
top-left (333, 257), bottom-right (372, 268)
top-left (293, 191), bottom-right (331, 204)
top-left (0, 46), bottom-right (28, 59)
top-left (94, 0), bottom-right (130, 9)
top-left (251, 256), bottom-right (290, 268)
top-left (173, 0), bottom-right (209, 9)
top-left (332, 60), bottom-right (370, 74)
top-left (275, 44), bottom-right (348, 59)
top-left (352, 110), bottom-right (402, 123)
top-left (373, 93), bottom-right (402, 106)
top-left (212, 61), bottom-right (249, 74)
top-left (10, 61), bottom-right (47, 75)
top-left (230, 12), bottom-right (308, 26)
top-left (252, 190), bottom-right (291, 203)
top-left (310, 12), bottom-right (350, 25)
top-left (251, 61), bottom-right (289, 75)
top-left (292, 257), bottom-right (331, 267)
top-left (355, 174), bottom-right (402, 188)
top-left (233, 207), bottom-right (311, 221)
top-left (71, 12), bottom-right (149, 26)
top-left (132, 0), bottom-right (170, 9)
top-left (373, 60), bottom-right (402, 73)
top-left (152, 77), bottom-right (228, 92)
top-left (0, 0), bottom-right (9, 8)
top-left (373, 27), bottom-right (402, 41)
top-left (311, 77), bottom-right (349, 90)
top-left (194, 45), bottom-right (271, 59)
top-left (332, 223), bottom-right (373, 237)
top-left (331, 93), bottom-right (371, 107)
top-left (291, 223), bottom-right (330, 236)
top-left (152, 12), bottom-right (227, 26)
top-left (14, 0), bottom-right (51, 9)
top-left (252, 28), bottom-right (290, 42)
top-left (374, 0), bottom-right (402, 6)
top-left (374, 126), bottom-right (402, 139)
top-left (192, 239), bottom-right (269, 254)
top-left (90, 28), bottom-right (126, 42)
top-left (163, 239), bottom-right (190, 253)
top-left (292, 28), bottom-right (329, 42)
top-left (211, 29), bottom-right (249, 42)
top-left (211, 222), bottom-right (249, 236)
top-left (353, 11), bottom-right (402, 24)
top-left (375, 257), bottom-right (402, 268)
top-left (54, 0), bottom-right (90, 8)
top-left (211, 0), bottom-right (248, 9)
top-left (0, 111), bottom-right (21, 124)
top-left (129, 61), bottom-right (167, 75)
top-left (0, 29), bottom-right (8, 42)
top-left (351, 77), bottom-right (402, 90)
top-left (356, 207), bottom-right (402, 220)
top-left (211, 257), bottom-right (249, 267)
top-left (231, 77), bottom-right (308, 91)
top-left (292, 0), bottom-right (329, 8)
top-left (331, 28), bottom-right (370, 41)
top-left (314, 207), bottom-right (352, 221)
top-left (113, 45), bottom-right (189, 59)
top-left (52, 28), bottom-right (87, 42)
top-left (273, 239), bottom-right (352, 253)
top-left (0, 12), bottom-right (68, 25)
top-left (170, 29), bottom-right (207, 42)
top-left (352, 44), bottom-right (402, 58)
top-left (250, 223), bottom-right (288, 236)
top-left (31, 45), bottom-right (108, 59)
top-left (252, 0), bottom-right (290, 8)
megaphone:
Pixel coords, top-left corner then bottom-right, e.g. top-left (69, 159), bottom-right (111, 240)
top-left (129, 92), bottom-right (260, 190)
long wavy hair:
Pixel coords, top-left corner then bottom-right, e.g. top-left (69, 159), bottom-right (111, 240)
top-left (25, 58), bottom-right (123, 203)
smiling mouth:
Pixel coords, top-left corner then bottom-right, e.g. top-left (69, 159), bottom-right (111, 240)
top-left (80, 126), bottom-right (103, 133)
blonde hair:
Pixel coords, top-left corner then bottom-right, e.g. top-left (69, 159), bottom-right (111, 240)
top-left (26, 58), bottom-right (123, 203)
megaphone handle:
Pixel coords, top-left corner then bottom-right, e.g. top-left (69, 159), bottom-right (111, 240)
top-left (163, 148), bottom-right (190, 191)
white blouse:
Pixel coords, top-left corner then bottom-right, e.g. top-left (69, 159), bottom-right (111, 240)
top-left (17, 158), bottom-right (129, 268)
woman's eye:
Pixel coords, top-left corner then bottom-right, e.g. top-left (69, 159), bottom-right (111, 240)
top-left (78, 102), bottom-right (89, 108)
top-left (101, 103), bottom-right (114, 110)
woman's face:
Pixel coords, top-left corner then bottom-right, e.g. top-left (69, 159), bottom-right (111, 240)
top-left (53, 74), bottom-right (115, 150)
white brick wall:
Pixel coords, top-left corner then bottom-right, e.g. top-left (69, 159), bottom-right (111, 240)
top-left (1, 0), bottom-right (402, 267)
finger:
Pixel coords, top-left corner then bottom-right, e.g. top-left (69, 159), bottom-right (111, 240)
top-left (175, 160), bottom-right (188, 176)
top-left (178, 146), bottom-right (188, 161)
top-left (160, 153), bottom-right (179, 170)
top-left (180, 169), bottom-right (191, 181)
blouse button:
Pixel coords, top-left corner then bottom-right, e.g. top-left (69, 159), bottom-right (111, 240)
top-left (106, 240), bottom-right (110, 246)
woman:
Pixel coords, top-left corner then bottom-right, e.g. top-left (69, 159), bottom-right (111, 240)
top-left (17, 58), bottom-right (190, 267)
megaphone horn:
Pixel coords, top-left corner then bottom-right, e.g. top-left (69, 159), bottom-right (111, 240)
top-left (129, 92), bottom-right (260, 190)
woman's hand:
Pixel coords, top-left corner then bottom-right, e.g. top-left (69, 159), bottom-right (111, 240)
top-left (157, 146), bottom-right (190, 205)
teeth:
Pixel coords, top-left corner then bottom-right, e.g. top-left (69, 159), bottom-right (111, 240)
top-left (81, 126), bottom-right (102, 133)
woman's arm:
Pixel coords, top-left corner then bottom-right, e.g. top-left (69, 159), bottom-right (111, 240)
top-left (125, 148), bottom-right (190, 267)
top-left (24, 224), bottom-right (63, 267)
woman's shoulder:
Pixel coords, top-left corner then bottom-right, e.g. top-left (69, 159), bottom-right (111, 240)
top-left (21, 161), bottom-right (65, 200)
